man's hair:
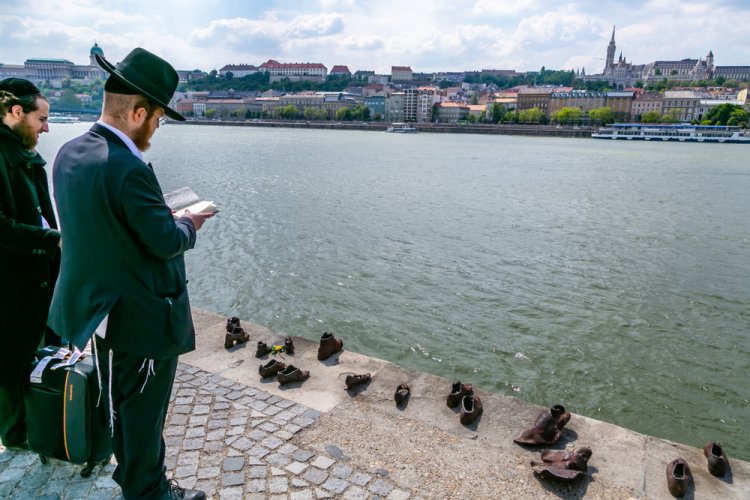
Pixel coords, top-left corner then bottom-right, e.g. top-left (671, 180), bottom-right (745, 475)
top-left (102, 91), bottom-right (160, 125)
top-left (0, 91), bottom-right (45, 116)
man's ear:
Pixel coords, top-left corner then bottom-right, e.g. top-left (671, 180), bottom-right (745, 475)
top-left (132, 106), bottom-right (148, 126)
top-left (10, 104), bottom-right (24, 119)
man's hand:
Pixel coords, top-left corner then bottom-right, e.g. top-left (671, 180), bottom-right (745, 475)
top-left (182, 210), bottom-right (215, 231)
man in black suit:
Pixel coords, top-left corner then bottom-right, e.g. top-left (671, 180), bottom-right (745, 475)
top-left (0, 78), bottom-right (61, 449)
top-left (49, 48), bottom-right (212, 500)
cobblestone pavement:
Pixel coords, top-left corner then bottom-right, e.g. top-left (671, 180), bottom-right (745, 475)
top-left (0, 362), bottom-right (417, 499)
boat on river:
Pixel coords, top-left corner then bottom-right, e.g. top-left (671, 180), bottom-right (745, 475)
top-left (48, 115), bottom-right (80, 124)
top-left (592, 123), bottom-right (750, 143)
top-left (386, 122), bottom-right (417, 133)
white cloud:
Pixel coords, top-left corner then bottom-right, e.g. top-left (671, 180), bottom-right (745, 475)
top-left (286, 13), bottom-right (344, 38)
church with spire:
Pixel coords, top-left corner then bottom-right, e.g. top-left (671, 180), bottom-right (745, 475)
top-left (583, 27), bottom-right (750, 87)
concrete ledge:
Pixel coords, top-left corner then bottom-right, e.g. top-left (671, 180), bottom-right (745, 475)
top-left (184, 308), bottom-right (749, 499)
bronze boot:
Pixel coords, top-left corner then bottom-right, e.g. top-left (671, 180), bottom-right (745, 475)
top-left (317, 332), bottom-right (343, 360)
top-left (224, 326), bottom-right (249, 348)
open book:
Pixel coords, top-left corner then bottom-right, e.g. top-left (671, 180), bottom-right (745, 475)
top-left (163, 187), bottom-right (217, 218)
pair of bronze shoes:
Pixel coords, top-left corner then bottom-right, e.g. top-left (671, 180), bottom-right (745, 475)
top-left (531, 447), bottom-right (592, 482)
top-left (666, 442), bottom-right (729, 498)
top-left (256, 338), bottom-right (295, 358)
top-left (344, 373), bottom-right (371, 390)
top-left (447, 381), bottom-right (483, 425)
top-left (224, 317), bottom-right (249, 348)
top-left (514, 405), bottom-right (571, 446)
top-left (318, 332), bottom-right (343, 360)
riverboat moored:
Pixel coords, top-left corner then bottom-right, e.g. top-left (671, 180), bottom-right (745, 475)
top-left (591, 123), bottom-right (750, 143)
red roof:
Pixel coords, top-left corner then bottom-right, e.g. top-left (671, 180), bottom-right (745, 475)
top-left (330, 65), bottom-right (350, 74)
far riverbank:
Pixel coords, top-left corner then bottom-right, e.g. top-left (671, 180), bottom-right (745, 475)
top-left (174, 118), bottom-right (595, 138)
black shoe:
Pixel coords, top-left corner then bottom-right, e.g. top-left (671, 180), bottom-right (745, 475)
top-left (165, 480), bottom-right (206, 500)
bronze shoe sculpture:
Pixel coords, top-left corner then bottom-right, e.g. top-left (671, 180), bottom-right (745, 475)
top-left (226, 316), bottom-right (241, 333)
top-left (704, 442), bottom-right (729, 477)
top-left (344, 373), bottom-right (371, 390)
top-left (284, 337), bottom-right (295, 355)
top-left (259, 359), bottom-right (286, 378)
top-left (277, 364), bottom-right (310, 384)
top-left (666, 458), bottom-right (691, 498)
top-left (394, 383), bottom-right (410, 406)
top-left (224, 326), bottom-right (249, 349)
top-left (531, 447), bottom-right (592, 482)
top-left (459, 394), bottom-right (483, 425)
top-left (255, 341), bottom-right (270, 358)
top-left (317, 332), bottom-right (343, 360)
top-left (446, 381), bottom-right (473, 408)
top-left (514, 405), bottom-right (570, 446)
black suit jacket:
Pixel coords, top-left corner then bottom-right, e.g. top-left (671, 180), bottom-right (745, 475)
top-left (49, 123), bottom-right (197, 359)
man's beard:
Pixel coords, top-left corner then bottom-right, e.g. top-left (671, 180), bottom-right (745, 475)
top-left (132, 120), bottom-right (152, 152)
top-left (12, 118), bottom-right (38, 150)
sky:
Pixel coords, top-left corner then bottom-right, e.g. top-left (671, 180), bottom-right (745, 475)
top-left (1, 0), bottom-right (749, 76)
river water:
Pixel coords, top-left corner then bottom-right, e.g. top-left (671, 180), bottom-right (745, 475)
top-left (39, 123), bottom-right (750, 461)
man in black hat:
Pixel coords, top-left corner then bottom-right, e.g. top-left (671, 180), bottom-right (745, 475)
top-left (49, 49), bottom-right (211, 500)
top-left (0, 78), bottom-right (61, 450)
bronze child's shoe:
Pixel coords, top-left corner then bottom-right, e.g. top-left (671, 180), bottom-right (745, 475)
top-left (704, 442), bottom-right (729, 477)
top-left (226, 316), bottom-right (241, 333)
top-left (446, 381), bottom-right (473, 408)
top-left (224, 326), bottom-right (249, 349)
top-left (277, 364), bottom-right (310, 384)
top-left (259, 359), bottom-right (286, 378)
top-left (666, 458), bottom-right (690, 498)
top-left (459, 394), bottom-right (483, 425)
top-left (394, 383), bottom-right (410, 405)
top-left (317, 332), bottom-right (343, 360)
top-left (345, 373), bottom-right (371, 390)
top-left (284, 337), bottom-right (295, 355)
top-left (514, 406), bottom-right (565, 446)
top-left (256, 341), bottom-right (270, 358)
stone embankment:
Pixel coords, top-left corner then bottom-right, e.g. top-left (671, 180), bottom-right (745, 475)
top-left (177, 119), bottom-right (594, 138)
top-left (1, 308), bottom-right (747, 499)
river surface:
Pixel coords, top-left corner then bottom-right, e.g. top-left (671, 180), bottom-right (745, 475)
top-left (39, 123), bottom-right (750, 461)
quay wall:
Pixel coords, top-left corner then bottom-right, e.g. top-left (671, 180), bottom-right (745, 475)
top-left (175, 119), bottom-right (594, 138)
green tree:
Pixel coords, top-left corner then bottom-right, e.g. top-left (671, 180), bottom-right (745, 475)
top-left (279, 104), bottom-right (300, 119)
top-left (715, 76), bottom-right (726, 86)
top-left (489, 103), bottom-right (506, 124)
top-left (205, 108), bottom-right (217, 119)
top-left (518, 107), bottom-right (543, 124)
top-left (706, 103), bottom-right (748, 126)
top-left (335, 107), bottom-right (351, 121)
top-left (225, 72), bottom-right (234, 80)
top-left (641, 110), bottom-right (661, 123)
top-left (588, 106), bottom-right (613, 125)
top-left (504, 110), bottom-right (518, 123)
top-left (59, 88), bottom-right (81, 108)
top-left (553, 107), bottom-right (581, 124)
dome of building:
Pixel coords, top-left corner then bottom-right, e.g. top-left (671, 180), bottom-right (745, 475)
top-left (90, 42), bottom-right (104, 56)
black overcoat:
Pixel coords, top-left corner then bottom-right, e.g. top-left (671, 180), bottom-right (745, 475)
top-left (49, 123), bottom-right (197, 359)
top-left (0, 124), bottom-right (61, 389)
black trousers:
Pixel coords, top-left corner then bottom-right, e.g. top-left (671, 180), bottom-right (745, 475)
top-left (96, 336), bottom-right (177, 500)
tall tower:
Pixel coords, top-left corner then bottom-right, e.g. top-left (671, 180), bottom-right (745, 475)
top-left (605, 26), bottom-right (616, 74)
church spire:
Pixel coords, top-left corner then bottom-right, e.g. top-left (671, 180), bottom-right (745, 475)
top-left (605, 25), bottom-right (616, 74)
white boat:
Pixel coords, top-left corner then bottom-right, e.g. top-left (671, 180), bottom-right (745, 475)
top-left (592, 123), bottom-right (750, 143)
top-left (48, 115), bottom-right (80, 123)
top-left (386, 122), bottom-right (417, 133)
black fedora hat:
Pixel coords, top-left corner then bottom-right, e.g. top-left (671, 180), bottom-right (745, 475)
top-left (96, 48), bottom-right (185, 121)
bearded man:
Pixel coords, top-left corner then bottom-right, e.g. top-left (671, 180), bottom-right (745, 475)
top-left (49, 48), bottom-right (212, 499)
top-left (0, 78), bottom-right (61, 449)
